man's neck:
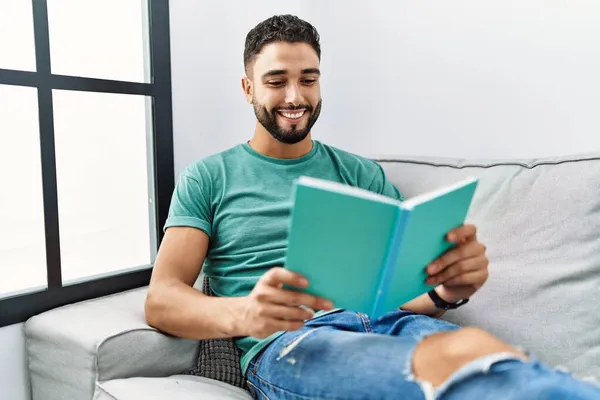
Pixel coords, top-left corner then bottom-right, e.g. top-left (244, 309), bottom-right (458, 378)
top-left (248, 124), bottom-right (313, 159)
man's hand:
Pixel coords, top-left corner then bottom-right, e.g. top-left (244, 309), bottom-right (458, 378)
top-left (425, 224), bottom-right (489, 304)
top-left (235, 267), bottom-right (334, 339)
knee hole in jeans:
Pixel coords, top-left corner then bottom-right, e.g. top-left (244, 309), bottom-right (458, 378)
top-left (412, 327), bottom-right (528, 387)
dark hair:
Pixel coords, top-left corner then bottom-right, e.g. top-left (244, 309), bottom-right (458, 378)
top-left (244, 14), bottom-right (321, 75)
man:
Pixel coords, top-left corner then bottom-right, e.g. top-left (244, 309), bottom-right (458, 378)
top-left (145, 14), bottom-right (600, 399)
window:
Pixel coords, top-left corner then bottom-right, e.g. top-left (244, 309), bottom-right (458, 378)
top-left (0, 85), bottom-right (47, 296)
top-left (0, 0), bottom-right (174, 328)
top-left (47, 0), bottom-right (149, 82)
top-left (53, 90), bottom-right (154, 284)
top-left (0, 1), bottom-right (36, 71)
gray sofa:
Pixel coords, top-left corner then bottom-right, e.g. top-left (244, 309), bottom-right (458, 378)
top-left (24, 152), bottom-right (600, 399)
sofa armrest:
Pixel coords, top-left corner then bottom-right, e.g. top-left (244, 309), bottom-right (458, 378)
top-left (25, 287), bottom-right (200, 400)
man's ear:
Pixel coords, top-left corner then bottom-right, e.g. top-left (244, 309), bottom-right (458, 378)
top-left (241, 76), bottom-right (253, 104)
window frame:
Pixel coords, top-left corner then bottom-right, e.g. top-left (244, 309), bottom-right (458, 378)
top-left (0, 0), bottom-right (174, 328)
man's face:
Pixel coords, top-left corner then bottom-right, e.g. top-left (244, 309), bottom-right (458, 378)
top-left (244, 42), bottom-right (322, 144)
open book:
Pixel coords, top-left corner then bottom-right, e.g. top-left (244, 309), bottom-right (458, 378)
top-left (283, 175), bottom-right (479, 318)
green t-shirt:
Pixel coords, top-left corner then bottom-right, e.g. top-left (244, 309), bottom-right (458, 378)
top-left (164, 140), bottom-right (404, 375)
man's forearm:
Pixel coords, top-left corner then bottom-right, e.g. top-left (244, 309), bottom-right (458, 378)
top-left (145, 282), bottom-right (245, 340)
top-left (400, 292), bottom-right (445, 318)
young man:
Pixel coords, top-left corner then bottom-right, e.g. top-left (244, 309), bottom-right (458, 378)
top-left (145, 14), bottom-right (600, 400)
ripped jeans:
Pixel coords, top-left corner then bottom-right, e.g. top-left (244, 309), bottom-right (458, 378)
top-left (246, 309), bottom-right (600, 399)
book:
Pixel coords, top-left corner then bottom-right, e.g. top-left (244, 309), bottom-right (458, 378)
top-left (283, 175), bottom-right (479, 319)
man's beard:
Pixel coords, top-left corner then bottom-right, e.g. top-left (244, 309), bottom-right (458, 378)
top-left (253, 99), bottom-right (322, 144)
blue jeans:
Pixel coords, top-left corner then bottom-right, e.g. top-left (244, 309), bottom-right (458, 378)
top-left (246, 309), bottom-right (600, 399)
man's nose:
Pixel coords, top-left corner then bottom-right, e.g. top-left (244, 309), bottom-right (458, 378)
top-left (284, 84), bottom-right (303, 105)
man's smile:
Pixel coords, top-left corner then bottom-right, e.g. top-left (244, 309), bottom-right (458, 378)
top-left (276, 109), bottom-right (308, 123)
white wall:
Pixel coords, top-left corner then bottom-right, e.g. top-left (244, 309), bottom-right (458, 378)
top-left (0, 323), bottom-right (31, 400)
top-left (170, 0), bottom-right (600, 176)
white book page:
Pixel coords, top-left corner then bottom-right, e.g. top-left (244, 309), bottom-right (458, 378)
top-left (297, 176), bottom-right (400, 205)
top-left (400, 176), bottom-right (478, 210)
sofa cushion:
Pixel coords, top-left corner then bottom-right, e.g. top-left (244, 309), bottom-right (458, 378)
top-left (375, 152), bottom-right (600, 380)
top-left (25, 287), bottom-right (199, 400)
top-left (94, 375), bottom-right (253, 400)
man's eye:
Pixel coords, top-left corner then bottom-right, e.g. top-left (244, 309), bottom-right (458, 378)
top-left (267, 81), bottom-right (284, 87)
top-left (302, 79), bottom-right (316, 85)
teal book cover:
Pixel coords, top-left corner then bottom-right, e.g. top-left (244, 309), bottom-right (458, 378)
top-left (283, 175), bottom-right (478, 318)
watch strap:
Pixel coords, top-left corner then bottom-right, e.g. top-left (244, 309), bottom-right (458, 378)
top-left (428, 289), bottom-right (469, 310)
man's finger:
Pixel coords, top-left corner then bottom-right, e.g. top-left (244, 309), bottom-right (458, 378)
top-left (268, 319), bottom-right (306, 333)
top-left (443, 268), bottom-right (488, 287)
top-left (261, 267), bottom-right (309, 288)
top-left (264, 286), bottom-right (334, 310)
top-left (259, 304), bottom-right (315, 321)
top-left (426, 256), bottom-right (483, 285)
top-left (447, 224), bottom-right (477, 243)
top-left (427, 239), bottom-right (481, 275)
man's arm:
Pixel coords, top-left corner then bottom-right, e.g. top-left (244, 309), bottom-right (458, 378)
top-left (145, 226), bottom-right (334, 340)
top-left (400, 293), bottom-right (445, 318)
top-left (145, 227), bottom-right (243, 339)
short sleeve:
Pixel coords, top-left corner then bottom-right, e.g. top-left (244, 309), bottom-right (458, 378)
top-left (368, 163), bottom-right (405, 202)
top-left (163, 171), bottom-right (213, 237)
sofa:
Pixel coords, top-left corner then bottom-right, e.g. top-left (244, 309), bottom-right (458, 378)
top-left (24, 152), bottom-right (600, 399)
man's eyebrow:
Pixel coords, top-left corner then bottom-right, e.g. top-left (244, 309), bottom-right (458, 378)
top-left (262, 69), bottom-right (287, 79)
top-left (261, 68), bottom-right (321, 79)
top-left (302, 68), bottom-right (321, 75)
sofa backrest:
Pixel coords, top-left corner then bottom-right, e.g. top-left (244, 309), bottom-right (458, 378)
top-left (375, 153), bottom-right (600, 380)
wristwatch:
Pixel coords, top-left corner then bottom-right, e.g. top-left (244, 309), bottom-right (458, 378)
top-left (428, 289), bottom-right (469, 310)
